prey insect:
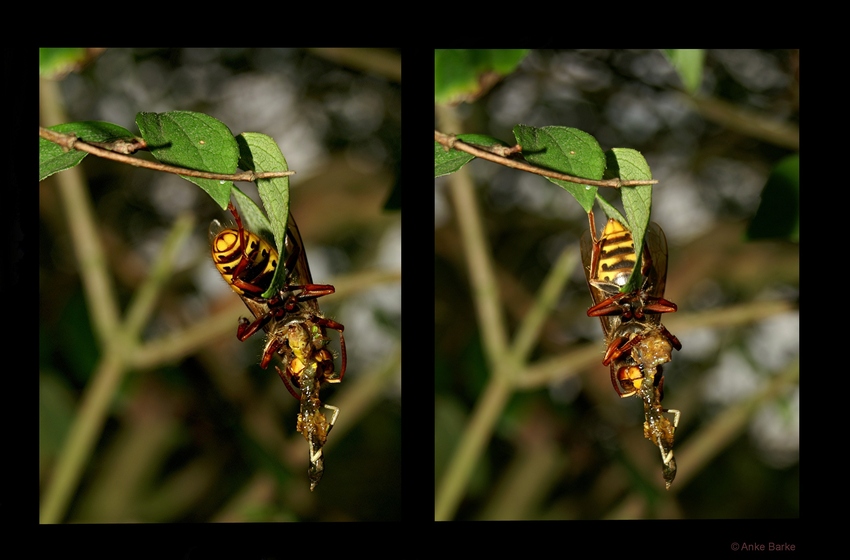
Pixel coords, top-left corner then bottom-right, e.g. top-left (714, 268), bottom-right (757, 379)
top-left (580, 214), bottom-right (682, 489)
top-left (211, 202), bottom-right (346, 490)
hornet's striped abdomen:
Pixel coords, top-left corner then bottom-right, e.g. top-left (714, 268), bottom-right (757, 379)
top-left (210, 221), bottom-right (278, 297)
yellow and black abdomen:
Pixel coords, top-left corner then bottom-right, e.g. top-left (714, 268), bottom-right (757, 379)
top-left (595, 219), bottom-right (637, 288)
top-left (210, 223), bottom-right (278, 297)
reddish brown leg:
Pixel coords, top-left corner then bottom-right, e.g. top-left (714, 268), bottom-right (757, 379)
top-left (275, 365), bottom-right (302, 400)
top-left (237, 314), bottom-right (272, 341)
top-left (602, 335), bottom-right (641, 366)
top-left (260, 335), bottom-right (287, 370)
top-left (588, 292), bottom-right (678, 319)
top-left (587, 210), bottom-right (599, 244)
top-left (296, 283), bottom-right (336, 299)
top-left (587, 292), bottom-right (629, 317)
top-left (638, 297), bottom-right (678, 315)
top-left (235, 283), bottom-right (337, 345)
top-left (659, 324), bottom-right (682, 351)
top-left (281, 284), bottom-right (336, 309)
top-left (225, 202), bottom-right (258, 281)
top-left (313, 317), bottom-right (346, 382)
top-left (230, 277), bottom-right (268, 295)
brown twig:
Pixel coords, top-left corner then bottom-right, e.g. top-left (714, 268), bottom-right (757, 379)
top-left (435, 129), bottom-right (658, 188)
top-left (40, 127), bottom-right (296, 181)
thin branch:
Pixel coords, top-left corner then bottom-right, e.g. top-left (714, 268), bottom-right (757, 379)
top-left (52, 137), bottom-right (122, 345)
top-left (687, 94), bottom-right (799, 151)
top-left (40, 215), bottom-right (194, 524)
top-left (435, 105), bottom-right (514, 520)
top-left (40, 127), bottom-right (296, 181)
top-left (435, 130), bottom-right (658, 188)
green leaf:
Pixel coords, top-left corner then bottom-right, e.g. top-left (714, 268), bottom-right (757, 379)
top-left (435, 49), bottom-right (529, 105)
top-left (663, 49), bottom-right (705, 94)
top-left (39, 121), bottom-right (135, 181)
top-left (595, 196), bottom-right (626, 226)
top-left (235, 132), bottom-right (290, 297)
top-left (747, 154), bottom-right (799, 241)
top-left (513, 124), bottom-right (605, 212)
top-left (136, 111), bottom-right (239, 208)
top-left (230, 187), bottom-right (272, 236)
top-left (434, 134), bottom-right (507, 177)
top-left (606, 148), bottom-right (653, 293)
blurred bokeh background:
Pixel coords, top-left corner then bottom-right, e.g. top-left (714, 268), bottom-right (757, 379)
top-left (40, 48), bottom-right (401, 522)
top-left (435, 49), bottom-right (798, 520)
